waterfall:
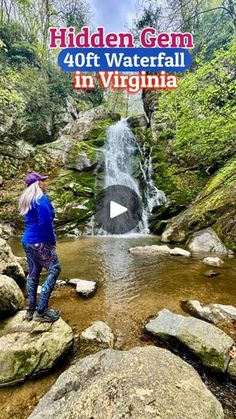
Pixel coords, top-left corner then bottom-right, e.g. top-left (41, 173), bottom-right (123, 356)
top-left (101, 118), bottom-right (166, 234)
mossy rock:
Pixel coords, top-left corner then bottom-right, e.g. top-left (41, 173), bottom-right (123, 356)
top-left (0, 156), bottom-right (21, 179)
top-left (0, 311), bottom-right (73, 386)
top-left (47, 170), bottom-right (95, 226)
top-left (85, 120), bottom-right (113, 144)
top-left (151, 140), bottom-right (208, 207)
top-left (161, 157), bottom-right (236, 249)
top-left (65, 119), bottom-right (114, 171)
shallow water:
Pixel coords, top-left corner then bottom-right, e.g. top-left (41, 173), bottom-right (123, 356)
top-left (1, 235), bottom-right (236, 418)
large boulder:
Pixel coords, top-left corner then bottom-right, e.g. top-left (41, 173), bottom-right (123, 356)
top-left (29, 346), bottom-right (224, 419)
top-left (0, 238), bottom-right (25, 284)
top-left (0, 311), bottom-right (73, 386)
top-left (0, 274), bottom-right (24, 314)
top-left (188, 228), bottom-right (228, 254)
top-left (145, 309), bottom-right (233, 373)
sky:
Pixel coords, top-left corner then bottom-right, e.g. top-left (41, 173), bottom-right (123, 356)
top-left (90, 0), bottom-right (137, 33)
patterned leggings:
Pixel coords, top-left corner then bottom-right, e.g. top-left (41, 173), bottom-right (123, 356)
top-left (23, 242), bottom-right (61, 313)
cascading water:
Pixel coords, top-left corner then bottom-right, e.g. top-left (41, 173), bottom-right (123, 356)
top-left (101, 118), bottom-right (166, 234)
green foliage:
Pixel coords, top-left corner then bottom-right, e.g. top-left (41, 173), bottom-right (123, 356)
top-left (0, 17), bottom-right (104, 144)
top-left (155, 40), bottom-right (236, 171)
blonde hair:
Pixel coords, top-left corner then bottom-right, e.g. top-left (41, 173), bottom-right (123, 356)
top-left (18, 181), bottom-right (43, 215)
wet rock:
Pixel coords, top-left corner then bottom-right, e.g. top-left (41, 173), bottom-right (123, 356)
top-left (182, 300), bottom-right (236, 325)
top-left (170, 247), bottom-right (191, 257)
top-left (69, 279), bottom-right (97, 297)
top-left (145, 309), bottom-right (233, 372)
top-left (204, 270), bottom-right (220, 277)
top-left (188, 228), bottom-right (228, 254)
top-left (161, 226), bottom-right (186, 243)
top-left (127, 114), bottom-right (148, 130)
top-left (0, 239), bottom-right (25, 284)
top-left (0, 274), bottom-right (24, 314)
top-left (41, 106), bottom-right (120, 164)
top-left (29, 346), bottom-right (224, 419)
top-left (129, 245), bottom-right (171, 254)
top-left (0, 311), bottom-right (73, 386)
top-left (203, 257), bottom-right (224, 267)
top-left (80, 321), bottom-right (114, 354)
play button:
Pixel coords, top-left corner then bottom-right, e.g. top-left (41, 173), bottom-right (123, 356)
top-left (95, 185), bottom-right (143, 234)
top-left (110, 201), bottom-right (128, 219)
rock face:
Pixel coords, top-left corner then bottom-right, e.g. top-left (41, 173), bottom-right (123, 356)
top-left (29, 346), bottom-right (224, 419)
top-left (188, 228), bottom-right (228, 254)
top-left (0, 274), bottom-right (24, 314)
top-left (159, 159), bottom-right (236, 250)
top-left (127, 114), bottom-right (148, 130)
top-left (183, 300), bottom-right (236, 325)
top-left (1, 106), bottom-right (120, 235)
top-left (0, 238), bottom-right (25, 284)
top-left (69, 279), bottom-right (97, 297)
top-left (145, 309), bottom-right (233, 372)
top-left (203, 257), bottom-right (224, 267)
top-left (0, 311), bottom-right (73, 386)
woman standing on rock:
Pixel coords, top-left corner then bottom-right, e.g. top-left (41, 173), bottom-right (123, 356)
top-left (18, 172), bottom-right (61, 323)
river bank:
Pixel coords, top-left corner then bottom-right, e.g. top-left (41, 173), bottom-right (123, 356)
top-left (1, 235), bottom-right (236, 418)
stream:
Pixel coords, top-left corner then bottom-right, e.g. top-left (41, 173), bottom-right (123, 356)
top-left (1, 235), bottom-right (236, 418)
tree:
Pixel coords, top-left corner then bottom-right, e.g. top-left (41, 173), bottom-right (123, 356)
top-left (132, 0), bottom-right (235, 59)
top-left (56, 0), bottom-right (91, 28)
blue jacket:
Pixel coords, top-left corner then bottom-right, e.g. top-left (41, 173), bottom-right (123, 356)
top-left (21, 194), bottom-right (56, 245)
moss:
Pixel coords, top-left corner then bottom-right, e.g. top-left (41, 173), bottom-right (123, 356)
top-left (0, 156), bottom-right (21, 179)
top-left (85, 120), bottom-right (112, 144)
top-left (68, 140), bottom-right (98, 168)
top-left (67, 119), bottom-right (115, 168)
top-left (151, 140), bottom-right (208, 206)
top-left (47, 169), bottom-right (96, 227)
top-left (162, 158), bottom-right (236, 248)
top-left (205, 158), bottom-right (236, 193)
top-left (197, 347), bottom-right (226, 372)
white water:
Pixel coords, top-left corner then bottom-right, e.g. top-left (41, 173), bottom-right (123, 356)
top-left (103, 118), bottom-right (166, 234)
